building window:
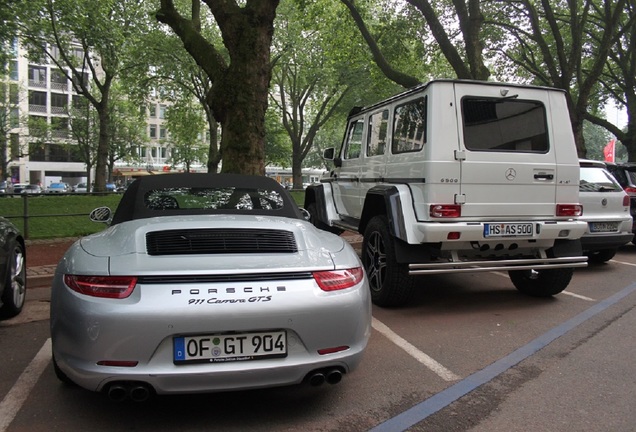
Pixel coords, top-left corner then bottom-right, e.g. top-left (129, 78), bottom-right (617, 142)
top-left (10, 108), bottom-right (19, 128)
top-left (159, 127), bottom-right (166, 139)
top-left (9, 84), bottom-right (19, 104)
top-left (151, 147), bottom-right (157, 158)
top-left (10, 134), bottom-right (20, 159)
top-left (159, 105), bottom-right (167, 119)
top-left (149, 104), bottom-right (156, 117)
top-left (51, 93), bottom-right (68, 114)
top-left (9, 61), bottom-right (18, 81)
top-left (51, 117), bottom-right (69, 138)
top-left (50, 69), bottom-right (68, 91)
top-left (161, 147), bottom-right (167, 158)
top-left (28, 91), bottom-right (47, 113)
top-left (28, 66), bottom-right (47, 88)
top-left (149, 124), bottom-right (157, 139)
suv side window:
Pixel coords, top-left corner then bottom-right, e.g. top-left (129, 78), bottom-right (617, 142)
top-left (344, 119), bottom-right (364, 159)
top-left (393, 97), bottom-right (426, 154)
top-left (462, 98), bottom-right (548, 153)
top-left (367, 110), bottom-right (389, 157)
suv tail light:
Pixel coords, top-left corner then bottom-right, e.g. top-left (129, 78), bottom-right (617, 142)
top-left (556, 204), bottom-right (582, 217)
top-left (430, 204), bottom-right (461, 218)
top-left (313, 268), bottom-right (364, 291)
top-left (624, 186), bottom-right (636, 194)
top-left (64, 275), bottom-right (137, 298)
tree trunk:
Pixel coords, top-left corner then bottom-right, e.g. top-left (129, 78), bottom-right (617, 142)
top-left (94, 105), bottom-right (110, 192)
top-left (292, 148), bottom-right (303, 190)
top-left (205, 108), bottom-right (220, 173)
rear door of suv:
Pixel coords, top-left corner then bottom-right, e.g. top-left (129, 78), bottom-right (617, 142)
top-left (452, 83), bottom-right (574, 227)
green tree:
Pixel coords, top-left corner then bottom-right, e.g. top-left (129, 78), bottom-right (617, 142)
top-left (339, 0), bottom-right (492, 88)
top-left (68, 96), bottom-right (98, 186)
top-left (0, 79), bottom-right (21, 179)
top-left (585, 1), bottom-right (636, 161)
top-left (132, 9), bottom-right (222, 172)
top-left (164, 100), bottom-right (208, 172)
top-left (156, 0), bottom-right (280, 175)
top-left (494, 0), bottom-right (627, 158)
top-left (17, 0), bottom-right (152, 191)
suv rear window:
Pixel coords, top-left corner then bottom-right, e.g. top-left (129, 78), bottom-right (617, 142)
top-left (462, 97), bottom-right (548, 153)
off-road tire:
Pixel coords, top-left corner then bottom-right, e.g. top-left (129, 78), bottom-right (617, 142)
top-left (586, 249), bottom-right (617, 264)
top-left (0, 240), bottom-right (26, 319)
top-left (362, 215), bottom-right (414, 307)
top-left (508, 267), bottom-right (574, 297)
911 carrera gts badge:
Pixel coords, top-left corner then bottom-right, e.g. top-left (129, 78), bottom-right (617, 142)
top-left (171, 286), bottom-right (284, 305)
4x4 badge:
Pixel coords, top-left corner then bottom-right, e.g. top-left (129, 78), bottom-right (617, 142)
top-left (505, 168), bottom-right (517, 181)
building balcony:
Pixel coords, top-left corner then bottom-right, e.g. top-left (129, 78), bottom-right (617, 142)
top-left (28, 80), bottom-right (46, 88)
top-left (51, 81), bottom-right (68, 91)
top-left (29, 104), bottom-right (47, 113)
top-left (51, 106), bottom-right (68, 115)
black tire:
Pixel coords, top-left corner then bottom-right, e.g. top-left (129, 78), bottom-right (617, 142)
top-left (0, 240), bottom-right (26, 319)
top-left (508, 267), bottom-right (574, 297)
top-left (362, 215), bottom-right (414, 307)
top-left (52, 354), bottom-right (75, 385)
top-left (306, 202), bottom-right (343, 235)
top-left (586, 249), bottom-right (617, 264)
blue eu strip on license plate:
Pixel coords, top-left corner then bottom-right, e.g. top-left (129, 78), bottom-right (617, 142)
top-left (174, 331), bottom-right (287, 364)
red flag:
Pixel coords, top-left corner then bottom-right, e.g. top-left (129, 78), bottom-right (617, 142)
top-left (603, 139), bottom-right (616, 162)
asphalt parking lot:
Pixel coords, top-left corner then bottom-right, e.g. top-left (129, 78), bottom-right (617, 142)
top-left (2, 240), bottom-right (636, 431)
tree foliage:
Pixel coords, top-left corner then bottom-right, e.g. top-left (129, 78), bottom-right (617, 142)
top-left (156, 0), bottom-right (280, 175)
top-left (16, 0), bottom-right (151, 191)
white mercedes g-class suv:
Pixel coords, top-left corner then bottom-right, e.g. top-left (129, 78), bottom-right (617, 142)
top-left (305, 80), bottom-right (588, 307)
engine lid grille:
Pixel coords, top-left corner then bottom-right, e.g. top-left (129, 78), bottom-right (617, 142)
top-left (146, 228), bottom-right (298, 256)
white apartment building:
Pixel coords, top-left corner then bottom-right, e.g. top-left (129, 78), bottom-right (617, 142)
top-left (4, 38), bottom-right (208, 189)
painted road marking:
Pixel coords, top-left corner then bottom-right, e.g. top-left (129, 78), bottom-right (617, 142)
top-left (0, 338), bottom-right (51, 432)
top-left (372, 317), bottom-right (460, 382)
top-left (370, 281), bottom-right (636, 432)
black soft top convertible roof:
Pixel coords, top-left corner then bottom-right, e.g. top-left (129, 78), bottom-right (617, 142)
top-left (111, 173), bottom-right (303, 225)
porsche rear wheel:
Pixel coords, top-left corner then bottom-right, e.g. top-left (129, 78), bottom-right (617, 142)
top-left (0, 240), bottom-right (26, 319)
top-left (362, 216), bottom-right (414, 307)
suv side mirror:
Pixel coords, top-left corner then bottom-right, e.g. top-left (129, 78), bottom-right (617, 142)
top-left (322, 148), bottom-right (335, 160)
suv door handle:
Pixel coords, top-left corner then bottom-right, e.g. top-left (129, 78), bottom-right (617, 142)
top-left (534, 173), bottom-right (554, 180)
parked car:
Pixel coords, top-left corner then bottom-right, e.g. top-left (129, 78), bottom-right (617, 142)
top-left (12, 183), bottom-right (29, 194)
top-left (73, 182), bottom-right (89, 193)
top-left (0, 217), bottom-right (26, 319)
top-left (47, 182), bottom-right (71, 193)
top-left (306, 79), bottom-right (587, 307)
top-left (578, 160), bottom-right (633, 263)
top-left (21, 184), bottom-right (43, 194)
top-left (105, 182), bottom-right (117, 192)
top-left (0, 180), bottom-right (14, 195)
top-left (606, 162), bottom-right (636, 240)
top-left (51, 173), bottom-right (371, 400)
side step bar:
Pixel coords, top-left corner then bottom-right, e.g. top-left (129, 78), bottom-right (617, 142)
top-left (409, 256), bottom-right (588, 275)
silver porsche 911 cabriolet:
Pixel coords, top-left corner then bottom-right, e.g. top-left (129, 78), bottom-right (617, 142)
top-left (51, 173), bottom-right (371, 401)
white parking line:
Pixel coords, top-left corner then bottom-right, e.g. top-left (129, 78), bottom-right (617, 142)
top-left (0, 339), bottom-right (51, 432)
top-left (611, 259), bottom-right (636, 268)
top-left (372, 317), bottom-right (460, 382)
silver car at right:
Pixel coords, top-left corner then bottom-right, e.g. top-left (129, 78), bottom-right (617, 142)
top-left (579, 159), bottom-right (633, 263)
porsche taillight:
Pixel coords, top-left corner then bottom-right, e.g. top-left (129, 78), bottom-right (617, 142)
top-left (313, 267), bottom-right (364, 291)
top-left (64, 275), bottom-right (137, 299)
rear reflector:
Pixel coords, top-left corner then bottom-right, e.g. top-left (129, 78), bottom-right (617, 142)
top-left (97, 360), bottom-right (139, 367)
top-left (556, 204), bottom-right (582, 217)
top-left (318, 346), bottom-right (349, 355)
top-left (64, 275), bottom-right (137, 299)
top-left (430, 204), bottom-right (461, 218)
top-left (313, 267), bottom-right (364, 291)
top-left (624, 195), bottom-right (631, 207)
